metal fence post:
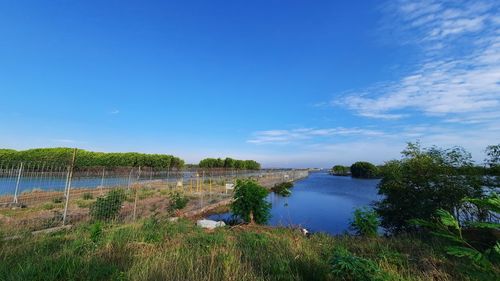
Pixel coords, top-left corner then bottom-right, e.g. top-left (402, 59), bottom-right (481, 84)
top-left (63, 148), bottom-right (77, 226)
top-left (13, 162), bottom-right (24, 204)
top-left (127, 168), bottom-right (133, 190)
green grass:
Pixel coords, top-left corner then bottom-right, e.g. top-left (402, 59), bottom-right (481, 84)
top-left (0, 218), bottom-right (497, 281)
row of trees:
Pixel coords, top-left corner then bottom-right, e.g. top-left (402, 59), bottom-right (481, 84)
top-left (330, 162), bottom-right (380, 178)
top-left (0, 148), bottom-right (185, 169)
top-left (198, 157), bottom-right (261, 170)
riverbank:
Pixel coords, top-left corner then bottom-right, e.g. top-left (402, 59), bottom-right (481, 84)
top-left (0, 217), bottom-right (494, 281)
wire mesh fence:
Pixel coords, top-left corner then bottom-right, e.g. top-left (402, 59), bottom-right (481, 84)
top-left (0, 161), bottom-right (308, 237)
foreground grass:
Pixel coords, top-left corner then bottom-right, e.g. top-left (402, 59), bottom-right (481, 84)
top-left (0, 218), bottom-right (497, 281)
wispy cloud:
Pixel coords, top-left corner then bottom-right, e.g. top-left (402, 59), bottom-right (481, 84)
top-left (334, 0), bottom-right (500, 124)
top-left (109, 109), bottom-right (120, 115)
top-left (248, 127), bottom-right (385, 144)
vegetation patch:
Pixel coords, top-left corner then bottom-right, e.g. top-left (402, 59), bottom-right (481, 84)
top-left (231, 180), bottom-right (271, 224)
top-left (271, 182), bottom-right (293, 197)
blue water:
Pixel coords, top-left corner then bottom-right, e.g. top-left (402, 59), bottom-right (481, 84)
top-left (208, 172), bottom-right (381, 235)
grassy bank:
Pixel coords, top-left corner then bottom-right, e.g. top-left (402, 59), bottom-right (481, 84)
top-left (1, 218), bottom-right (496, 281)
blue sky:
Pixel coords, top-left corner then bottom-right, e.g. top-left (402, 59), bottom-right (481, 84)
top-left (1, 0), bottom-right (499, 168)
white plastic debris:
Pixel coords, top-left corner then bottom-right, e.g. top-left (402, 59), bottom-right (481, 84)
top-left (197, 219), bottom-right (226, 230)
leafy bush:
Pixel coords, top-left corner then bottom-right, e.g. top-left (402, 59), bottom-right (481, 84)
top-left (411, 194), bottom-right (500, 271)
top-left (350, 208), bottom-right (380, 237)
top-left (231, 179), bottom-right (271, 224)
top-left (82, 192), bottom-right (93, 200)
top-left (89, 221), bottom-right (103, 243)
top-left (350, 162), bottom-right (379, 178)
top-left (168, 192), bottom-right (189, 213)
top-left (330, 247), bottom-right (387, 281)
top-left (271, 182), bottom-right (293, 197)
top-left (90, 189), bottom-right (126, 221)
top-left (52, 197), bottom-right (63, 204)
top-left (376, 142), bottom-right (483, 233)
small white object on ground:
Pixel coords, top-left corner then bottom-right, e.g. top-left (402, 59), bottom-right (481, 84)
top-left (197, 219), bottom-right (226, 230)
top-left (225, 183), bottom-right (235, 194)
top-left (168, 217), bottom-right (179, 222)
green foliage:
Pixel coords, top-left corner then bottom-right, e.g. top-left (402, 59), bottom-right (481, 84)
top-left (168, 192), bottom-right (189, 213)
top-left (82, 192), bottom-right (93, 200)
top-left (271, 182), bottom-right (293, 197)
top-left (231, 179), bottom-right (271, 224)
top-left (89, 221), bottom-right (103, 243)
top-left (350, 162), bottom-right (379, 179)
top-left (52, 197), bottom-right (63, 204)
top-left (0, 147), bottom-right (184, 169)
top-left (198, 157), bottom-right (261, 170)
top-left (331, 165), bottom-right (350, 176)
top-left (141, 217), bottom-right (163, 243)
top-left (411, 195), bottom-right (500, 271)
top-left (350, 208), bottom-right (380, 237)
top-left (376, 142), bottom-right (484, 233)
top-left (330, 247), bottom-right (388, 281)
top-left (41, 203), bottom-right (55, 210)
top-left (0, 217), bottom-right (496, 280)
top-left (90, 189), bottom-right (126, 221)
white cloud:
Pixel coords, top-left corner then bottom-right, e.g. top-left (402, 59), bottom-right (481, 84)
top-left (109, 109), bottom-right (120, 115)
top-left (336, 0), bottom-right (500, 125)
top-left (248, 127), bottom-right (385, 144)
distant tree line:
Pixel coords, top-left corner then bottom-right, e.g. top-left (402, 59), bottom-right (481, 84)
top-left (0, 148), bottom-right (185, 169)
top-left (198, 157), bottom-right (261, 170)
top-left (330, 165), bottom-right (350, 176)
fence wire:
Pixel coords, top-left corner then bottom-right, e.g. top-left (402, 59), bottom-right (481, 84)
top-left (0, 161), bottom-right (308, 237)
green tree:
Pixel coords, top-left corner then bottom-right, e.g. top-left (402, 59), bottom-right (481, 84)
top-left (376, 142), bottom-right (483, 233)
top-left (485, 144), bottom-right (500, 188)
top-left (331, 165), bottom-right (349, 176)
top-left (350, 162), bottom-right (379, 178)
top-left (350, 208), bottom-right (380, 237)
top-left (231, 179), bottom-right (271, 224)
top-left (198, 157), bottom-right (260, 170)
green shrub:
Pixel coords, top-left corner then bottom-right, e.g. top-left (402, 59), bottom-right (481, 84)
top-left (271, 182), bottom-right (293, 197)
top-left (82, 192), bottom-right (93, 200)
top-left (52, 197), bottom-right (63, 204)
top-left (168, 192), bottom-right (189, 213)
top-left (231, 179), bottom-right (271, 224)
top-left (89, 221), bottom-right (103, 243)
top-left (331, 165), bottom-right (350, 176)
top-left (90, 189), bottom-right (126, 221)
top-left (350, 162), bottom-right (379, 178)
top-left (350, 208), bottom-right (380, 237)
top-left (76, 199), bottom-right (94, 208)
top-left (330, 247), bottom-right (387, 281)
top-left (411, 194), bottom-right (500, 272)
top-left (41, 203), bottom-right (55, 210)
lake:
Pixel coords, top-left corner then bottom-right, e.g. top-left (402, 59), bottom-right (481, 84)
top-left (208, 172), bottom-right (382, 235)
